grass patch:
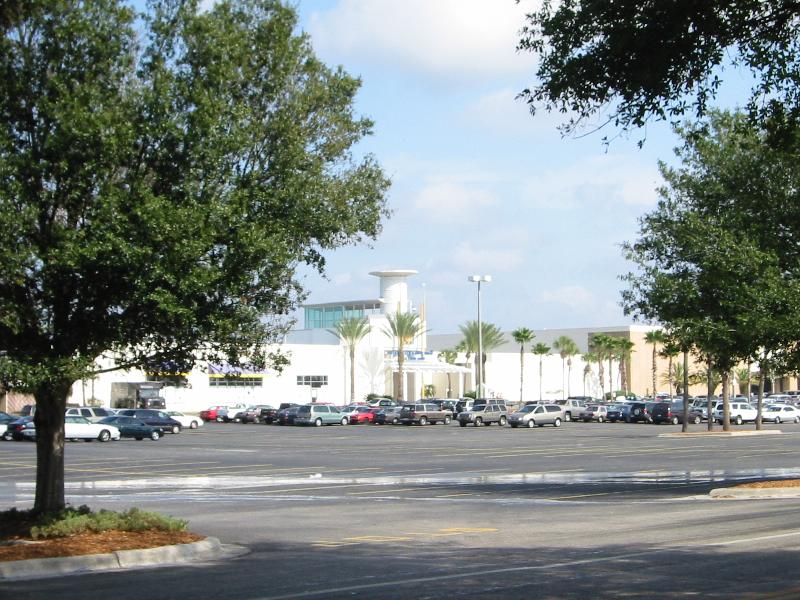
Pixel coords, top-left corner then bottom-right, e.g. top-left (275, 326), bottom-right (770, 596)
top-left (0, 505), bottom-right (188, 540)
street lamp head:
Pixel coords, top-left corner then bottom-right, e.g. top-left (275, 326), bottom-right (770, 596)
top-left (468, 275), bottom-right (480, 283)
top-left (483, 275), bottom-right (492, 283)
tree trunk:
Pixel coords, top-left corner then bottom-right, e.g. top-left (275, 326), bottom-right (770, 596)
top-left (397, 344), bottom-right (405, 402)
top-left (652, 346), bottom-right (657, 399)
top-left (681, 350), bottom-right (690, 433)
top-left (668, 356), bottom-right (674, 398)
top-left (598, 361), bottom-right (605, 401)
top-left (519, 347), bottom-right (524, 404)
top-left (706, 361), bottom-right (714, 432)
top-left (756, 364), bottom-right (766, 430)
top-left (561, 358), bottom-right (566, 399)
top-left (539, 358), bottom-right (543, 401)
top-left (567, 358), bottom-right (572, 397)
top-left (721, 371), bottom-right (731, 432)
top-left (33, 379), bottom-right (73, 514)
top-left (607, 358), bottom-right (613, 399)
top-left (349, 346), bottom-right (356, 402)
top-left (446, 372), bottom-right (452, 398)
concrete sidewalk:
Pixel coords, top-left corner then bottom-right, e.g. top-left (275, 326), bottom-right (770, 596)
top-left (0, 536), bottom-right (230, 581)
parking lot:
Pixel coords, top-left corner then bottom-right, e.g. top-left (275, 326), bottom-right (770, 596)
top-left (3, 421), bottom-right (800, 599)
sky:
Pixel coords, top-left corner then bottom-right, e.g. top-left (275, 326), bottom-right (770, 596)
top-left (289, 0), bottom-right (681, 336)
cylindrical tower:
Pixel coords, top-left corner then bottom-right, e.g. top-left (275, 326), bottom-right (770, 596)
top-left (369, 269), bottom-right (418, 314)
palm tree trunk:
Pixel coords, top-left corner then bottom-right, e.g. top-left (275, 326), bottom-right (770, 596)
top-left (538, 357), bottom-right (543, 401)
top-left (668, 356), bottom-right (674, 397)
top-left (561, 358), bottom-right (566, 399)
top-left (397, 344), bottom-right (405, 402)
top-left (349, 346), bottom-right (356, 402)
top-left (566, 359), bottom-right (572, 397)
top-left (651, 346), bottom-right (657, 398)
top-left (607, 357), bottom-right (613, 399)
top-left (598, 361), bottom-right (605, 400)
top-left (519, 347), bottom-right (524, 404)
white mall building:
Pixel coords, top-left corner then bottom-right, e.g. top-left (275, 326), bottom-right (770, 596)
top-left (65, 269), bottom-right (662, 413)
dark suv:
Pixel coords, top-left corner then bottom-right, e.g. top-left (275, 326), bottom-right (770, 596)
top-left (398, 403), bottom-right (453, 425)
top-left (116, 409), bottom-right (182, 433)
top-left (625, 402), bottom-right (652, 423)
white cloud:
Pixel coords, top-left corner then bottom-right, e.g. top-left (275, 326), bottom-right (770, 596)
top-left (451, 241), bottom-right (524, 272)
top-left (461, 87), bottom-right (567, 136)
top-left (307, 0), bottom-right (539, 83)
top-left (521, 155), bottom-right (660, 209)
top-left (412, 182), bottom-right (497, 222)
top-left (536, 286), bottom-right (624, 323)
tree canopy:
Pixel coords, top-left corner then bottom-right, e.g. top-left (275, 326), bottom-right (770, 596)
top-left (518, 1), bottom-right (800, 137)
top-left (0, 0), bottom-right (390, 512)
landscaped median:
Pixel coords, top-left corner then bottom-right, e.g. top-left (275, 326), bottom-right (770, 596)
top-left (710, 479), bottom-right (800, 499)
top-left (0, 506), bottom-right (221, 580)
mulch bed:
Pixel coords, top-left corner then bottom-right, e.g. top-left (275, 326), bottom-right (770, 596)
top-left (735, 479), bottom-right (800, 489)
top-left (0, 529), bottom-right (204, 562)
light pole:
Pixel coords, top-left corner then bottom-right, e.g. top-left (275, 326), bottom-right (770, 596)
top-left (468, 275), bottom-right (491, 398)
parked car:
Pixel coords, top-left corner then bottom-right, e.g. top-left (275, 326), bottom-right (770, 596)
top-left (277, 405), bottom-right (301, 425)
top-left (553, 398), bottom-right (588, 422)
top-left (259, 407), bottom-right (278, 424)
top-left (165, 411), bottom-right (203, 429)
top-left (234, 405), bottom-right (274, 424)
top-left (670, 405), bottom-right (704, 425)
top-left (714, 402), bottom-right (758, 425)
top-left (367, 398), bottom-right (397, 408)
top-left (582, 405), bottom-right (609, 423)
top-left (116, 409), bottom-right (182, 433)
top-left (398, 403), bottom-right (453, 425)
top-left (65, 406), bottom-right (113, 423)
top-left (4, 416), bottom-right (34, 441)
top-left (373, 406), bottom-right (402, 425)
top-left (762, 404), bottom-right (800, 424)
top-left (508, 404), bottom-right (562, 428)
top-left (22, 416), bottom-right (121, 442)
top-left (606, 404), bottom-right (630, 423)
top-left (457, 402), bottom-right (507, 427)
top-left (650, 402), bottom-right (681, 425)
top-left (453, 399), bottom-right (476, 416)
top-left (625, 402), bottom-right (652, 423)
top-left (218, 404), bottom-right (249, 422)
top-left (97, 416), bottom-right (162, 440)
top-left (294, 404), bottom-right (348, 426)
top-left (200, 406), bottom-right (228, 422)
top-left (349, 406), bottom-right (380, 424)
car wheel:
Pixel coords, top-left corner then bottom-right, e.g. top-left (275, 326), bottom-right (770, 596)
top-left (597, 416), bottom-right (604, 423)
top-left (216, 417), bottom-right (223, 423)
top-left (625, 416), bottom-right (632, 423)
top-left (341, 417), bottom-right (348, 425)
top-left (135, 437), bottom-right (143, 441)
top-left (190, 421), bottom-right (198, 429)
top-left (795, 417), bottom-right (799, 424)
top-left (554, 418), bottom-right (562, 428)
top-left (459, 422), bottom-right (467, 427)
top-left (735, 415), bottom-right (743, 425)
top-left (526, 420), bottom-right (535, 429)
top-left (671, 416), bottom-right (679, 425)
top-left (150, 431), bottom-right (161, 441)
top-left (419, 416), bottom-right (428, 426)
top-left (444, 416), bottom-right (451, 425)
top-left (474, 417), bottom-right (483, 427)
top-left (693, 415), bottom-right (701, 424)
top-left (171, 425), bottom-right (181, 434)
top-left (314, 417), bottom-right (323, 427)
top-left (392, 417), bottom-right (399, 425)
top-left (564, 412), bottom-right (572, 422)
top-left (499, 416), bottom-right (507, 426)
top-left (97, 429), bottom-right (111, 442)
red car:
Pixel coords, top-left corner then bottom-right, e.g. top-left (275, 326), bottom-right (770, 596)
top-left (349, 406), bottom-right (379, 424)
top-left (199, 406), bottom-right (227, 422)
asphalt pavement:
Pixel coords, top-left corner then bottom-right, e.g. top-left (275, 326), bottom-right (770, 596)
top-left (2, 420), bottom-right (800, 599)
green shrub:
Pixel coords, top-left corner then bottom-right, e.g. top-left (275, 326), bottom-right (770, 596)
top-left (0, 505), bottom-right (187, 539)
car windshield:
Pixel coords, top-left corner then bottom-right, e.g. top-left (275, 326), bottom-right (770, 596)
top-left (297, 406), bottom-right (311, 414)
top-left (518, 405), bottom-right (535, 413)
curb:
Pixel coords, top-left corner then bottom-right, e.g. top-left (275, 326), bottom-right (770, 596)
top-left (0, 536), bottom-right (222, 581)
top-left (659, 430), bottom-right (782, 438)
top-left (710, 487), bottom-right (800, 499)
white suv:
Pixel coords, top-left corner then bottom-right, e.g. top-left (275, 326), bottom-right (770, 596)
top-left (714, 402), bottom-right (757, 425)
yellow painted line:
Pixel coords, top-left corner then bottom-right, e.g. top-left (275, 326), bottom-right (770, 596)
top-left (312, 541), bottom-right (360, 548)
top-left (342, 535), bottom-right (412, 542)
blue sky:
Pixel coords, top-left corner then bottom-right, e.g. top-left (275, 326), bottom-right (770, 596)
top-left (290, 0), bottom-right (681, 335)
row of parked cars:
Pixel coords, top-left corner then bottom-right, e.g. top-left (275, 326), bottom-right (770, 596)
top-left (0, 407), bottom-right (204, 442)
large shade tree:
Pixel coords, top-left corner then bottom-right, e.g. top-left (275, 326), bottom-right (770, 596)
top-left (332, 317), bottom-right (371, 403)
top-left (0, 0), bottom-right (390, 513)
top-left (518, 2), bottom-right (800, 136)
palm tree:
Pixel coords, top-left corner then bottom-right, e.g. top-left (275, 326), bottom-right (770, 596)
top-left (734, 365), bottom-right (752, 397)
top-left (458, 320), bottom-right (505, 396)
top-left (644, 330), bottom-right (667, 397)
top-left (531, 343), bottom-right (550, 401)
top-left (615, 338), bottom-right (635, 394)
top-left (511, 327), bottom-right (535, 404)
top-left (383, 311), bottom-right (426, 402)
top-left (590, 333), bottom-right (616, 400)
top-left (437, 348), bottom-right (458, 398)
top-left (659, 341), bottom-right (681, 397)
top-left (332, 316), bottom-right (371, 402)
top-left (553, 335), bottom-right (579, 399)
top-left (582, 351), bottom-right (599, 397)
